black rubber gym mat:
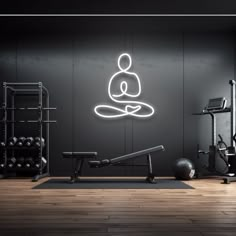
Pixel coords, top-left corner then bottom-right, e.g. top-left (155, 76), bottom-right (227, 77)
top-left (33, 178), bottom-right (194, 189)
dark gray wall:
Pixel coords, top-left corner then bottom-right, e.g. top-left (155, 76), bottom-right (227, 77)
top-left (0, 18), bottom-right (235, 176)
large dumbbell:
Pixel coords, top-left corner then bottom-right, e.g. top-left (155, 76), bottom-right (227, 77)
top-left (8, 137), bottom-right (17, 147)
top-left (34, 137), bottom-right (45, 148)
top-left (25, 137), bottom-right (34, 147)
top-left (16, 137), bottom-right (26, 147)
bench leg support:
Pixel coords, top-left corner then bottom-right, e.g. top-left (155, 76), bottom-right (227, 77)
top-left (70, 159), bottom-right (84, 183)
top-left (146, 154), bottom-right (156, 184)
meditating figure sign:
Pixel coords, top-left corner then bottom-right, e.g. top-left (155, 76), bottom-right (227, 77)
top-left (94, 53), bottom-right (155, 118)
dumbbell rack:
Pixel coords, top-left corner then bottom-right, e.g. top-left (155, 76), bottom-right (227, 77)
top-left (0, 82), bottom-right (56, 181)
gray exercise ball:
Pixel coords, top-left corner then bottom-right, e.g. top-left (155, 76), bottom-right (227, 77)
top-left (173, 158), bottom-right (195, 180)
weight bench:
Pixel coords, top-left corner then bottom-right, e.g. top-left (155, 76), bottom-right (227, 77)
top-left (62, 152), bottom-right (97, 183)
top-left (62, 145), bottom-right (164, 184)
top-left (88, 145), bottom-right (165, 183)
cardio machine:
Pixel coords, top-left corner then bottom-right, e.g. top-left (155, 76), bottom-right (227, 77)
top-left (193, 80), bottom-right (236, 183)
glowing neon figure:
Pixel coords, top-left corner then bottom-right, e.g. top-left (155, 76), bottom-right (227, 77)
top-left (94, 53), bottom-right (155, 118)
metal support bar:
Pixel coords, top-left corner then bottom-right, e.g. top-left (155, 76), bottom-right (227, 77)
top-left (146, 154), bottom-right (156, 183)
top-left (113, 163), bottom-right (149, 167)
top-left (46, 88), bottom-right (50, 175)
top-left (3, 83), bottom-right (7, 169)
top-left (0, 120), bottom-right (57, 123)
top-left (5, 82), bottom-right (42, 86)
top-left (209, 112), bottom-right (217, 146)
top-left (13, 89), bottom-right (40, 93)
top-left (208, 145), bottom-right (217, 172)
top-left (39, 82), bottom-right (43, 176)
top-left (147, 154), bottom-right (153, 175)
top-left (0, 107), bottom-right (56, 110)
top-left (230, 80), bottom-right (236, 147)
top-left (11, 94), bottom-right (15, 138)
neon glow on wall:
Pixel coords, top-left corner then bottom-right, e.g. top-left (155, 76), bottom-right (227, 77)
top-left (94, 53), bottom-right (155, 118)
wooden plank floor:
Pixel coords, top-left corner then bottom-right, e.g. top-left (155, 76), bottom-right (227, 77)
top-left (0, 177), bottom-right (236, 236)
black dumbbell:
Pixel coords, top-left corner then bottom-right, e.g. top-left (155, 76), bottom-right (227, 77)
top-left (35, 157), bottom-right (47, 169)
top-left (24, 157), bottom-right (34, 168)
top-left (34, 137), bottom-right (45, 148)
top-left (7, 157), bottom-right (16, 168)
top-left (0, 159), bottom-right (5, 168)
top-left (25, 137), bottom-right (34, 147)
top-left (0, 142), bottom-right (5, 148)
top-left (8, 137), bottom-right (17, 147)
top-left (16, 157), bottom-right (25, 168)
top-left (16, 137), bottom-right (26, 147)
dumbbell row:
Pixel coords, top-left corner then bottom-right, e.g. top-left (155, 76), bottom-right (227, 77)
top-left (0, 157), bottom-right (47, 169)
top-left (0, 137), bottom-right (45, 148)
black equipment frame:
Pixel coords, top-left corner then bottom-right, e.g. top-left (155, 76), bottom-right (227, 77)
top-left (0, 82), bottom-right (56, 181)
top-left (193, 80), bottom-right (236, 183)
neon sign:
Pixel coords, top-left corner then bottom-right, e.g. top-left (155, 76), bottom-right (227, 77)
top-left (94, 53), bottom-right (155, 118)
